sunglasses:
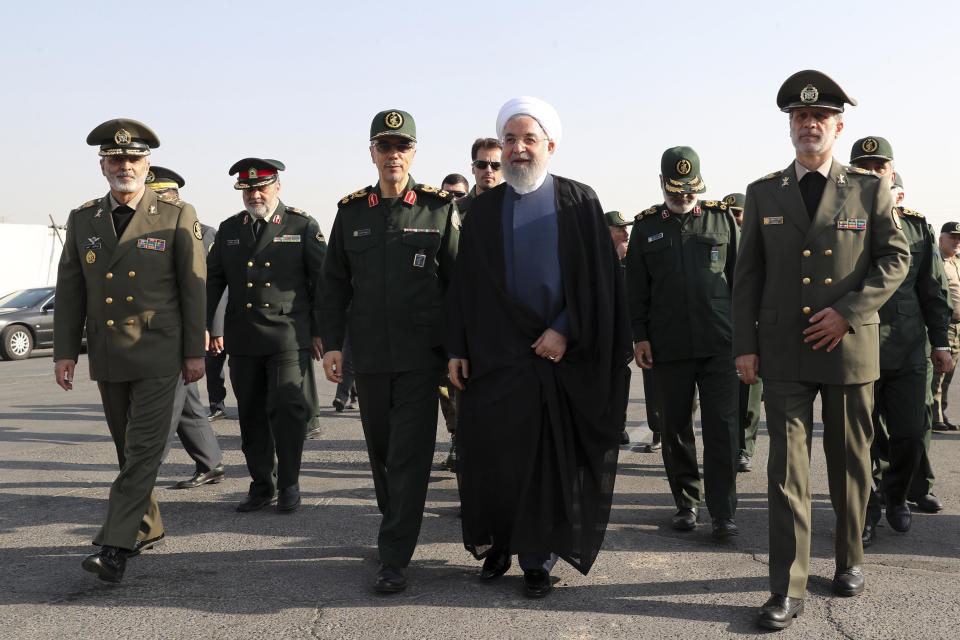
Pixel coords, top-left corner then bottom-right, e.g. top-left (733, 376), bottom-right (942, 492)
top-left (447, 190), bottom-right (467, 198)
top-left (372, 141), bottom-right (415, 154)
top-left (472, 160), bottom-right (502, 171)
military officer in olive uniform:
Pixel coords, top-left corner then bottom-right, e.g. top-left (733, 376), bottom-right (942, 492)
top-left (206, 158), bottom-right (326, 513)
top-left (724, 191), bottom-right (762, 473)
top-left (145, 167), bottom-right (226, 489)
top-left (732, 71), bottom-right (909, 630)
top-left (54, 119), bottom-right (207, 583)
top-left (320, 110), bottom-right (459, 593)
top-left (626, 147), bottom-right (740, 538)
top-left (606, 210), bottom-right (633, 446)
top-left (847, 140), bottom-right (952, 546)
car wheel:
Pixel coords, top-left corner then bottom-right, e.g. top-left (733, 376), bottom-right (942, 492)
top-left (1, 325), bottom-right (33, 360)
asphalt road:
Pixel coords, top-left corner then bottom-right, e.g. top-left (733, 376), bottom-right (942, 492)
top-left (0, 350), bottom-right (957, 639)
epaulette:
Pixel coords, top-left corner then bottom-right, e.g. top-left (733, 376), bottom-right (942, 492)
top-left (230, 210), bottom-right (247, 220)
top-left (635, 205), bottom-right (659, 221)
top-left (76, 198), bottom-right (100, 211)
top-left (753, 170), bottom-right (783, 184)
top-left (899, 207), bottom-right (924, 218)
top-left (285, 205), bottom-right (309, 217)
top-left (338, 187), bottom-right (370, 206)
top-left (845, 165), bottom-right (873, 175)
top-left (158, 192), bottom-right (182, 206)
top-left (415, 183), bottom-right (456, 202)
top-left (701, 199), bottom-right (727, 211)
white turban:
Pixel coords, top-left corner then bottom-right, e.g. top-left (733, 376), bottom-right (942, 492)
top-left (495, 96), bottom-right (562, 145)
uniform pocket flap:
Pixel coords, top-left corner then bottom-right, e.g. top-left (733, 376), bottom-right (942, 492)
top-left (345, 234), bottom-right (379, 252)
top-left (896, 300), bottom-right (919, 316)
top-left (696, 232), bottom-right (729, 244)
top-left (400, 231), bottom-right (442, 248)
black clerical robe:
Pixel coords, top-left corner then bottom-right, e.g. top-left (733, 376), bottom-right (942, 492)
top-left (446, 175), bottom-right (632, 574)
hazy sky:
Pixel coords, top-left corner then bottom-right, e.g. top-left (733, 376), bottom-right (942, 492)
top-left (2, 1), bottom-right (958, 235)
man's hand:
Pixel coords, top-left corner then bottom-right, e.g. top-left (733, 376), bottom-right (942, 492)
top-left (323, 350), bottom-right (343, 383)
top-left (933, 349), bottom-right (954, 375)
top-left (448, 358), bottom-right (469, 391)
top-left (531, 328), bottom-right (567, 363)
top-left (208, 335), bottom-right (224, 355)
top-left (735, 354), bottom-right (760, 385)
top-left (802, 307), bottom-right (850, 352)
top-left (311, 336), bottom-right (323, 361)
top-left (634, 341), bottom-right (653, 370)
top-left (55, 359), bottom-right (75, 391)
top-left (183, 357), bottom-right (205, 383)
top-left (204, 330), bottom-right (210, 352)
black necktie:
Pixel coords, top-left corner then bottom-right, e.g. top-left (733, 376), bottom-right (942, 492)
top-left (112, 204), bottom-right (135, 237)
top-left (253, 219), bottom-right (265, 241)
top-left (799, 171), bottom-right (827, 220)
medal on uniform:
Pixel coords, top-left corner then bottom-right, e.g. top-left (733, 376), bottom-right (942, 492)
top-left (413, 251), bottom-right (426, 268)
top-left (85, 250), bottom-right (96, 264)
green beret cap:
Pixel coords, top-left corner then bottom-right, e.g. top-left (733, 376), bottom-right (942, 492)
top-left (722, 193), bottom-right (745, 209)
top-left (604, 211), bottom-right (633, 227)
top-left (229, 157), bottom-right (285, 190)
top-left (661, 146), bottom-right (706, 195)
top-left (777, 70), bottom-right (856, 113)
top-left (86, 118), bottom-right (159, 156)
top-left (850, 136), bottom-right (894, 163)
top-left (370, 109), bottom-right (416, 142)
top-left (893, 172), bottom-right (903, 189)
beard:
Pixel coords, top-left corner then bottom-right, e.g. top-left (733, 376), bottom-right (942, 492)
top-left (107, 170), bottom-right (144, 194)
top-left (244, 201), bottom-right (269, 218)
top-left (664, 195), bottom-right (698, 214)
top-left (791, 128), bottom-right (831, 155)
top-left (503, 153), bottom-right (548, 194)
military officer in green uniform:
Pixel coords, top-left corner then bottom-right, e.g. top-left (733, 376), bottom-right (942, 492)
top-left (848, 145), bottom-right (952, 546)
top-left (723, 192), bottom-right (762, 472)
top-left (626, 147), bottom-right (740, 538)
top-left (206, 158), bottom-right (326, 514)
top-left (733, 71), bottom-right (910, 630)
top-left (606, 211), bottom-right (633, 446)
top-left (54, 119), bottom-right (207, 583)
top-left (320, 109), bottom-right (459, 593)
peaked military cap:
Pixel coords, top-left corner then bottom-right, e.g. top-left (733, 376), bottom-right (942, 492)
top-left (850, 136), bottom-right (894, 163)
top-left (145, 165), bottom-right (185, 192)
top-left (661, 146), bottom-right (706, 195)
top-left (722, 192), bottom-right (745, 210)
top-left (777, 70), bottom-right (856, 113)
top-left (229, 158), bottom-right (285, 190)
top-left (87, 118), bottom-right (159, 156)
top-left (942, 222), bottom-right (960, 235)
top-left (604, 211), bottom-right (633, 227)
top-left (370, 109), bottom-right (417, 142)
top-left (893, 172), bottom-right (903, 189)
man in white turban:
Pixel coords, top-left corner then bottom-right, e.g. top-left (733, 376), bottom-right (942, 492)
top-left (447, 97), bottom-right (631, 598)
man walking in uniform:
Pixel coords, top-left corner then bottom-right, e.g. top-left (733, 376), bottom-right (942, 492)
top-left (54, 119), bottom-right (207, 582)
top-left (627, 147), bottom-right (740, 538)
top-left (932, 222), bottom-right (960, 431)
top-left (206, 158), bottom-right (326, 513)
top-left (733, 70), bottom-right (909, 630)
top-left (321, 110), bottom-right (459, 593)
top-left (606, 210), bottom-right (633, 446)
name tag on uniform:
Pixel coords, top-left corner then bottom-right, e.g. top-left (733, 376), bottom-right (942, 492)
top-left (353, 228), bottom-right (371, 237)
top-left (273, 234), bottom-right (301, 243)
top-left (837, 218), bottom-right (867, 230)
top-left (763, 217), bottom-right (783, 225)
top-left (403, 228), bottom-right (441, 234)
top-left (647, 232), bottom-right (664, 243)
top-left (226, 238), bottom-right (240, 245)
top-left (413, 251), bottom-right (427, 268)
top-left (137, 237), bottom-right (166, 251)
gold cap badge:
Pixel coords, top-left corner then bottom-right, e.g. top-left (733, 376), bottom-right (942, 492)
top-left (724, 195), bottom-right (736, 205)
top-left (385, 111), bottom-right (403, 129)
top-left (146, 171), bottom-right (155, 183)
top-left (800, 84), bottom-right (819, 103)
top-left (676, 159), bottom-right (691, 175)
top-left (113, 128), bottom-right (132, 146)
top-left (247, 167), bottom-right (258, 179)
top-left (861, 138), bottom-right (878, 153)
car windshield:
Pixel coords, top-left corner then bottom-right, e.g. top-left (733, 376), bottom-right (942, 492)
top-left (0, 288), bottom-right (54, 308)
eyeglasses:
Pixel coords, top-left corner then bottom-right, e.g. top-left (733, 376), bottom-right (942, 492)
top-left (372, 141), bottom-right (416, 154)
top-left (447, 190), bottom-right (467, 198)
top-left (472, 160), bottom-right (502, 171)
top-left (501, 134), bottom-right (548, 148)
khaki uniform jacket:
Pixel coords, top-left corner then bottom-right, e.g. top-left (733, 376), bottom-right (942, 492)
top-left (877, 210), bottom-right (951, 369)
top-left (320, 177), bottom-right (459, 374)
top-left (732, 159), bottom-right (909, 385)
top-left (206, 202), bottom-right (326, 357)
top-left (627, 200), bottom-right (739, 362)
top-left (54, 189), bottom-right (206, 381)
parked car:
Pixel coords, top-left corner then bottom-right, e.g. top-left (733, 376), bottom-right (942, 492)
top-left (0, 287), bottom-right (58, 360)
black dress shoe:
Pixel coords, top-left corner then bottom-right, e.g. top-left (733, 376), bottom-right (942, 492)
top-left (127, 533), bottom-right (165, 557)
top-left (332, 397), bottom-right (345, 412)
top-left (712, 518), bottom-right (739, 538)
top-left (737, 450), bottom-right (752, 472)
top-left (175, 465), bottom-right (225, 489)
top-left (479, 551), bottom-right (511, 580)
top-left (832, 565), bottom-right (865, 596)
top-left (944, 420), bottom-right (960, 431)
top-left (236, 493), bottom-right (277, 512)
top-left (82, 546), bottom-right (127, 583)
top-left (885, 500), bottom-right (911, 532)
top-left (374, 564), bottom-right (407, 593)
top-left (523, 569), bottom-right (552, 598)
top-left (671, 507), bottom-right (697, 531)
top-left (208, 408), bottom-right (226, 421)
top-left (862, 523), bottom-right (876, 548)
top-left (278, 484), bottom-right (301, 512)
top-left (910, 493), bottom-right (944, 513)
top-left (644, 431), bottom-right (662, 452)
top-left (757, 593), bottom-right (804, 630)
top-left (619, 430), bottom-right (630, 445)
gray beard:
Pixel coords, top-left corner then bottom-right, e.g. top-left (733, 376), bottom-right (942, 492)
top-left (245, 203), bottom-right (269, 218)
top-left (108, 173), bottom-right (143, 194)
top-left (503, 161), bottom-right (546, 194)
top-left (664, 197), bottom-right (697, 214)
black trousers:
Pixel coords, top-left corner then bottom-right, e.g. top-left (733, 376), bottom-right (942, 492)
top-left (355, 368), bottom-right (441, 568)
top-left (229, 349), bottom-right (311, 496)
top-left (205, 351), bottom-right (227, 411)
top-left (161, 374), bottom-right (222, 473)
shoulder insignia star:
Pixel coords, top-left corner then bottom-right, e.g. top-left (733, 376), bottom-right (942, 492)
top-left (339, 187), bottom-right (369, 206)
top-left (285, 205), bottom-right (308, 217)
top-left (900, 207), bottom-right (924, 218)
top-left (415, 183), bottom-right (455, 201)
